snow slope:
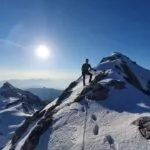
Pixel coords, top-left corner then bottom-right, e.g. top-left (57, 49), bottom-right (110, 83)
top-left (0, 83), bottom-right (45, 149)
top-left (3, 52), bottom-right (150, 150)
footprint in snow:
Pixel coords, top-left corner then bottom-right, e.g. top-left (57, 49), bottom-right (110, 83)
top-left (91, 114), bottom-right (97, 121)
top-left (81, 107), bottom-right (85, 112)
top-left (104, 135), bottom-right (116, 150)
top-left (93, 124), bottom-right (99, 135)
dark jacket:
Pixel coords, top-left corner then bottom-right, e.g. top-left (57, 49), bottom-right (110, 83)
top-left (82, 63), bottom-right (91, 74)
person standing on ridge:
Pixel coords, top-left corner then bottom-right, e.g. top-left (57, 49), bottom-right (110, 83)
top-left (81, 59), bottom-right (96, 86)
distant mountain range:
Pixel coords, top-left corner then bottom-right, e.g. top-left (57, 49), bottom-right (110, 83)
top-left (0, 78), bottom-right (73, 89)
top-left (0, 82), bottom-right (62, 149)
top-left (27, 87), bottom-right (62, 101)
top-left (0, 82), bottom-right (45, 148)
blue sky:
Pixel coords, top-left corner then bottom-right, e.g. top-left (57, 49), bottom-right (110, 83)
top-left (0, 0), bottom-right (150, 87)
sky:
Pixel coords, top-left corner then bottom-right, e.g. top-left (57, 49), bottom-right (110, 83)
top-left (0, 0), bottom-right (150, 88)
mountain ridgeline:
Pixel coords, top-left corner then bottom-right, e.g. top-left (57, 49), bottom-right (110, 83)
top-left (2, 52), bottom-right (150, 150)
top-left (0, 82), bottom-right (45, 108)
top-left (0, 82), bottom-right (45, 149)
top-left (27, 87), bottom-right (62, 102)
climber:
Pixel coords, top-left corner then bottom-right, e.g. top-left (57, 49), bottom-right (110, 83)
top-left (81, 58), bottom-right (96, 86)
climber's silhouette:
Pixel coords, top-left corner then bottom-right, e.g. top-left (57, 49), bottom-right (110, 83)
top-left (82, 59), bottom-right (96, 86)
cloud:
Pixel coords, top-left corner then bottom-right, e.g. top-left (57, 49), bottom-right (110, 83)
top-left (0, 69), bottom-right (80, 89)
top-left (0, 69), bottom-right (79, 80)
top-left (0, 39), bottom-right (28, 50)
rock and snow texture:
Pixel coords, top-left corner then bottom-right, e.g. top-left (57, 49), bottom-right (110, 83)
top-left (3, 52), bottom-right (150, 150)
top-left (0, 82), bottom-right (45, 149)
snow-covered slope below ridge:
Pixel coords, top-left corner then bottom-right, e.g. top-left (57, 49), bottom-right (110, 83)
top-left (0, 82), bottom-right (45, 149)
top-left (3, 52), bottom-right (150, 150)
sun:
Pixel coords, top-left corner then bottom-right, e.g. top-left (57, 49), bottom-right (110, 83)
top-left (36, 45), bottom-right (50, 60)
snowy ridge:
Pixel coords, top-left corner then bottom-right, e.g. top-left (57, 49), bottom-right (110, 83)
top-left (0, 82), bottom-right (45, 149)
top-left (3, 52), bottom-right (150, 150)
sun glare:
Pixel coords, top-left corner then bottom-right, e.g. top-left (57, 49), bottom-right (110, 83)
top-left (36, 45), bottom-right (50, 60)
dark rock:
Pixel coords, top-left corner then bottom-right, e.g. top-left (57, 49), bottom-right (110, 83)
top-left (115, 65), bottom-right (122, 71)
top-left (147, 80), bottom-right (150, 91)
top-left (75, 83), bottom-right (109, 101)
top-left (57, 91), bottom-right (72, 104)
top-left (75, 71), bottom-right (108, 102)
top-left (108, 80), bottom-right (125, 90)
top-left (115, 81), bottom-right (125, 90)
top-left (81, 86), bottom-right (93, 95)
top-left (121, 62), bottom-right (150, 95)
top-left (132, 117), bottom-right (150, 126)
top-left (5, 99), bottom-right (21, 109)
top-left (132, 61), bottom-right (137, 64)
top-left (11, 109), bottom-right (46, 145)
top-left (57, 81), bottom-right (78, 104)
top-left (93, 83), bottom-right (105, 92)
top-left (91, 72), bottom-right (108, 85)
top-left (121, 62), bottom-right (143, 91)
top-left (21, 113), bottom-right (53, 150)
top-left (65, 81), bottom-right (78, 92)
top-left (100, 53), bottom-right (121, 63)
top-left (87, 87), bottom-right (109, 101)
top-left (133, 117), bottom-right (150, 139)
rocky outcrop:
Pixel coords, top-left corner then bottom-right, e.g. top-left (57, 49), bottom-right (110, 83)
top-left (21, 113), bottom-right (53, 150)
top-left (11, 110), bottom-right (45, 147)
top-left (107, 79), bottom-right (125, 90)
top-left (100, 53), bottom-right (122, 63)
top-left (56, 81), bottom-right (78, 105)
top-left (133, 117), bottom-right (150, 139)
top-left (121, 62), bottom-right (143, 91)
top-left (121, 62), bottom-right (150, 95)
top-left (91, 71), bottom-right (108, 85)
top-left (86, 84), bottom-right (109, 100)
top-left (147, 80), bottom-right (150, 92)
top-left (74, 70), bottom-right (126, 102)
top-left (75, 82), bottom-right (109, 102)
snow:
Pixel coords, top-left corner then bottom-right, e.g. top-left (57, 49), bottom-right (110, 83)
top-left (0, 83), bottom-right (44, 149)
top-left (2, 52), bottom-right (150, 150)
top-left (0, 107), bottom-right (25, 148)
top-left (42, 98), bottom-right (58, 112)
top-left (36, 99), bottom-right (150, 150)
top-left (15, 120), bottom-right (39, 150)
top-left (125, 60), bottom-right (150, 90)
top-left (35, 81), bottom-right (150, 150)
top-left (8, 97), bottom-right (19, 103)
top-left (36, 53), bottom-right (150, 150)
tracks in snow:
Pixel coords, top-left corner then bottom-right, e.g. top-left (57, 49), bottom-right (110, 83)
top-left (81, 101), bottom-right (89, 150)
top-left (81, 102), bottom-right (116, 150)
top-left (104, 135), bottom-right (117, 150)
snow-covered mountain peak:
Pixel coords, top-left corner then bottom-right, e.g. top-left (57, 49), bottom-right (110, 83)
top-left (2, 53), bottom-right (150, 150)
top-left (99, 52), bottom-right (131, 65)
top-left (1, 82), bottom-right (15, 90)
top-left (0, 82), bottom-right (45, 106)
top-left (0, 82), bottom-right (22, 98)
top-left (111, 51), bottom-right (129, 58)
top-left (0, 83), bottom-right (45, 149)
